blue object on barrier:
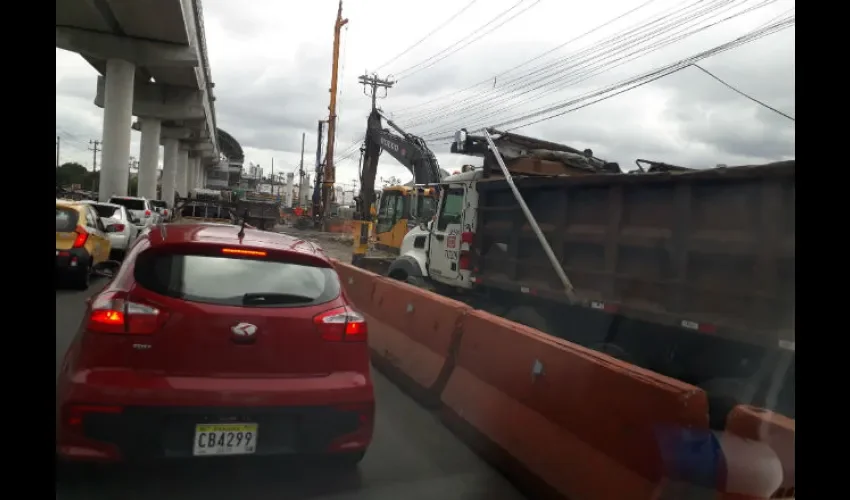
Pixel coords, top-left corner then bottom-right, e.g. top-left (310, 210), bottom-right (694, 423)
top-left (654, 426), bottom-right (722, 489)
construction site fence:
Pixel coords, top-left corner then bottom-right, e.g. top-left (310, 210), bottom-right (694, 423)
top-left (331, 260), bottom-right (796, 500)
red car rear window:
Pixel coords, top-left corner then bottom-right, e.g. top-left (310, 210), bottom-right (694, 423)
top-left (133, 250), bottom-right (341, 307)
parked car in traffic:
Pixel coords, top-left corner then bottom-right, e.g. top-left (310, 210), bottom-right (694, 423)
top-left (56, 223), bottom-right (374, 465)
top-left (108, 196), bottom-right (162, 229)
top-left (55, 200), bottom-right (113, 289)
top-left (78, 200), bottom-right (140, 260)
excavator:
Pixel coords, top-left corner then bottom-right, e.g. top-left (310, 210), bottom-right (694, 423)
top-left (353, 109), bottom-right (448, 257)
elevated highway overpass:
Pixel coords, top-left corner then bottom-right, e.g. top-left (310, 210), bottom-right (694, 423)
top-left (56, 0), bottom-right (219, 203)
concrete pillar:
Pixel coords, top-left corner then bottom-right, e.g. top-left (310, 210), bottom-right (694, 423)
top-left (187, 156), bottom-right (197, 194)
top-left (176, 147), bottom-right (189, 197)
top-left (98, 59), bottom-right (136, 201)
top-left (284, 173), bottom-right (294, 207)
top-left (137, 118), bottom-right (161, 200)
top-left (161, 138), bottom-right (178, 205)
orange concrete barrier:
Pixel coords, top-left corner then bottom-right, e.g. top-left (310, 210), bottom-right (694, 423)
top-left (726, 406), bottom-right (795, 498)
top-left (441, 309), bottom-right (710, 500)
top-left (331, 260), bottom-right (380, 312)
top-left (365, 277), bottom-right (470, 404)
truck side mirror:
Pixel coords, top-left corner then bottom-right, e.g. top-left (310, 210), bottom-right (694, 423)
top-left (454, 129), bottom-right (467, 152)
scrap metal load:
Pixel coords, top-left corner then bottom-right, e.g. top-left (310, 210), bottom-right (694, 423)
top-left (173, 195), bottom-right (238, 225)
top-left (451, 127), bottom-right (623, 177)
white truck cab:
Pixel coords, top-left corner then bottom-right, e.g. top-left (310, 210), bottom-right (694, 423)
top-left (389, 168), bottom-right (484, 290)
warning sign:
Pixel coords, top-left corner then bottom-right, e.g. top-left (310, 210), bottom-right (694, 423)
top-left (447, 234), bottom-right (456, 248)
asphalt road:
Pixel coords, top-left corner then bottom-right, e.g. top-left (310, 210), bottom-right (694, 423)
top-left (56, 279), bottom-right (527, 500)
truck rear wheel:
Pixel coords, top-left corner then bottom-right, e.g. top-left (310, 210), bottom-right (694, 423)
top-left (405, 276), bottom-right (435, 293)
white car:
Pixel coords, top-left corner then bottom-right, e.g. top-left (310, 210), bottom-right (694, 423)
top-left (79, 201), bottom-right (140, 259)
top-left (107, 196), bottom-right (163, 229)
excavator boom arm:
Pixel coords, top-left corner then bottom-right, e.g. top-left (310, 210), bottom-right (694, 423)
top-left (356, 109), bottom-right (446, 220)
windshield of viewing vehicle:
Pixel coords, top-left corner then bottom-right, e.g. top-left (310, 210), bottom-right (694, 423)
top-left (55, 1), bottom-right (795, 499)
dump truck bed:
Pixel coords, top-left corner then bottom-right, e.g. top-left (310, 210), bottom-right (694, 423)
top-left (472, 160), bottom-right (795, 349)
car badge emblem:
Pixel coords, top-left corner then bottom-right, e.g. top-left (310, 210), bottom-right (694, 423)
top-left (231, 323), bottom-right (258, 337)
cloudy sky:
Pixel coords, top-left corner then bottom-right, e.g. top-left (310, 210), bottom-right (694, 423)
top-left (55, 0), bottom-right (795, 189)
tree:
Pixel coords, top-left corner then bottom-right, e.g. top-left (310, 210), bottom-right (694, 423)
top-left (56, 162), bottom-right (88, 187)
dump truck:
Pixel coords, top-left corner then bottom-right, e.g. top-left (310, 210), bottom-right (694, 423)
top-left (236, 192), bottom-right (281, 230)
top-left (385, 128), bottom-right (795, 428)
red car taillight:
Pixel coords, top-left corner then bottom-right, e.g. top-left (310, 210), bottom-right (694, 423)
top-left (112, 223), bottom-right (126, 232)
top-left (72, 226), bottom-right (89, 248)
top-left (65, 404), bottom-right (123, 427)
top-left (145, 209), bottom-right (151, 217)
top-left (87, 291), bottom-right (168, 335)
top-left (313, 306), bottom-right (367, 342)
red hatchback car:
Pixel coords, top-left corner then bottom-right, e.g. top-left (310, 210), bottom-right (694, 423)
top-left (56, 223), bottom-right (374, 465)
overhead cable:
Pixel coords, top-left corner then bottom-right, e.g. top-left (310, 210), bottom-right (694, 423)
top-left (373, 0), bottom-right (480, 73)
top-left (417, 0), bottom-right (779, 139)
top-left (425, 15), bottom-right (794, 142)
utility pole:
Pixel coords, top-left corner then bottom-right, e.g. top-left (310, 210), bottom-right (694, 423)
top-left (358, 73), bottom-right (395, 112)
top-left (321, 0), bottom-right (349, 224)
top-left (88, 140), bottom-right (101, 192)
top-left (56, 136), bottom-right (61, 168)
top-left (313, 120), bottom-right (326, 219)
top-left (298, 132), bottom-right (306, 208)
top-left (355, 73), bottom-right (394, 223)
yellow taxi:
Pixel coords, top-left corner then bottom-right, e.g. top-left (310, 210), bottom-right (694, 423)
top-left (56, 199), bottom-right (112, 289)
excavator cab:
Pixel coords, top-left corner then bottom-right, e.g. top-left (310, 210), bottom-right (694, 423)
top-left (374, 185), bottom-right (438, 254)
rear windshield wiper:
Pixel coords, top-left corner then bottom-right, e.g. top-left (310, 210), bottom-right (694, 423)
top-left (242, 292), bottom-right (314, 305)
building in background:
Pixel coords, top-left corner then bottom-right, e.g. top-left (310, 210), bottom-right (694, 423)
top-left (204, 129), bottom-right (245, 190)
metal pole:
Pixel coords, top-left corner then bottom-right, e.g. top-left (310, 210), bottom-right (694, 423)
top-left (481, 129), bottom-right (576, 300)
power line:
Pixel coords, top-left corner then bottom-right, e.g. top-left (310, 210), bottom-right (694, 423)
top-left (389, 0), bottom-right (659, 115)
top-left (426, 15), bottom-right (794, 141)
top-left (406, 0), bottom-right (767, 132)
top-left (373, 0), bottom-right (480, 72)
top-left (416, 0), bottom-right (779, 140)
top-left (396, 0), bottom-right (543, 81)
top-left (690, 63), bottom-right (795, 121)
top-left (406, 0), bottom-right (727, 127)
top-left (391, 0), bottom-right (530, 80)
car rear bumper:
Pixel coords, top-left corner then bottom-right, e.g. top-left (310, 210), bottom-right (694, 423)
top-left (55, 248), bottom-right (92, 273)
top-left (107, 233), bottom-right (129, 251)
top-left (56, 370), bottom-right (374, 462)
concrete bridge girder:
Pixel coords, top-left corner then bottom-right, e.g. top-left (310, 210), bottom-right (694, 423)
top-left (95, 77), bottom-right (206, 121)
top-left (56, 27), bottom-right (199, 68)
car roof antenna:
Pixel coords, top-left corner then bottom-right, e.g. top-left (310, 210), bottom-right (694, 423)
top-left (237, 209), bottom-right (249, 239)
